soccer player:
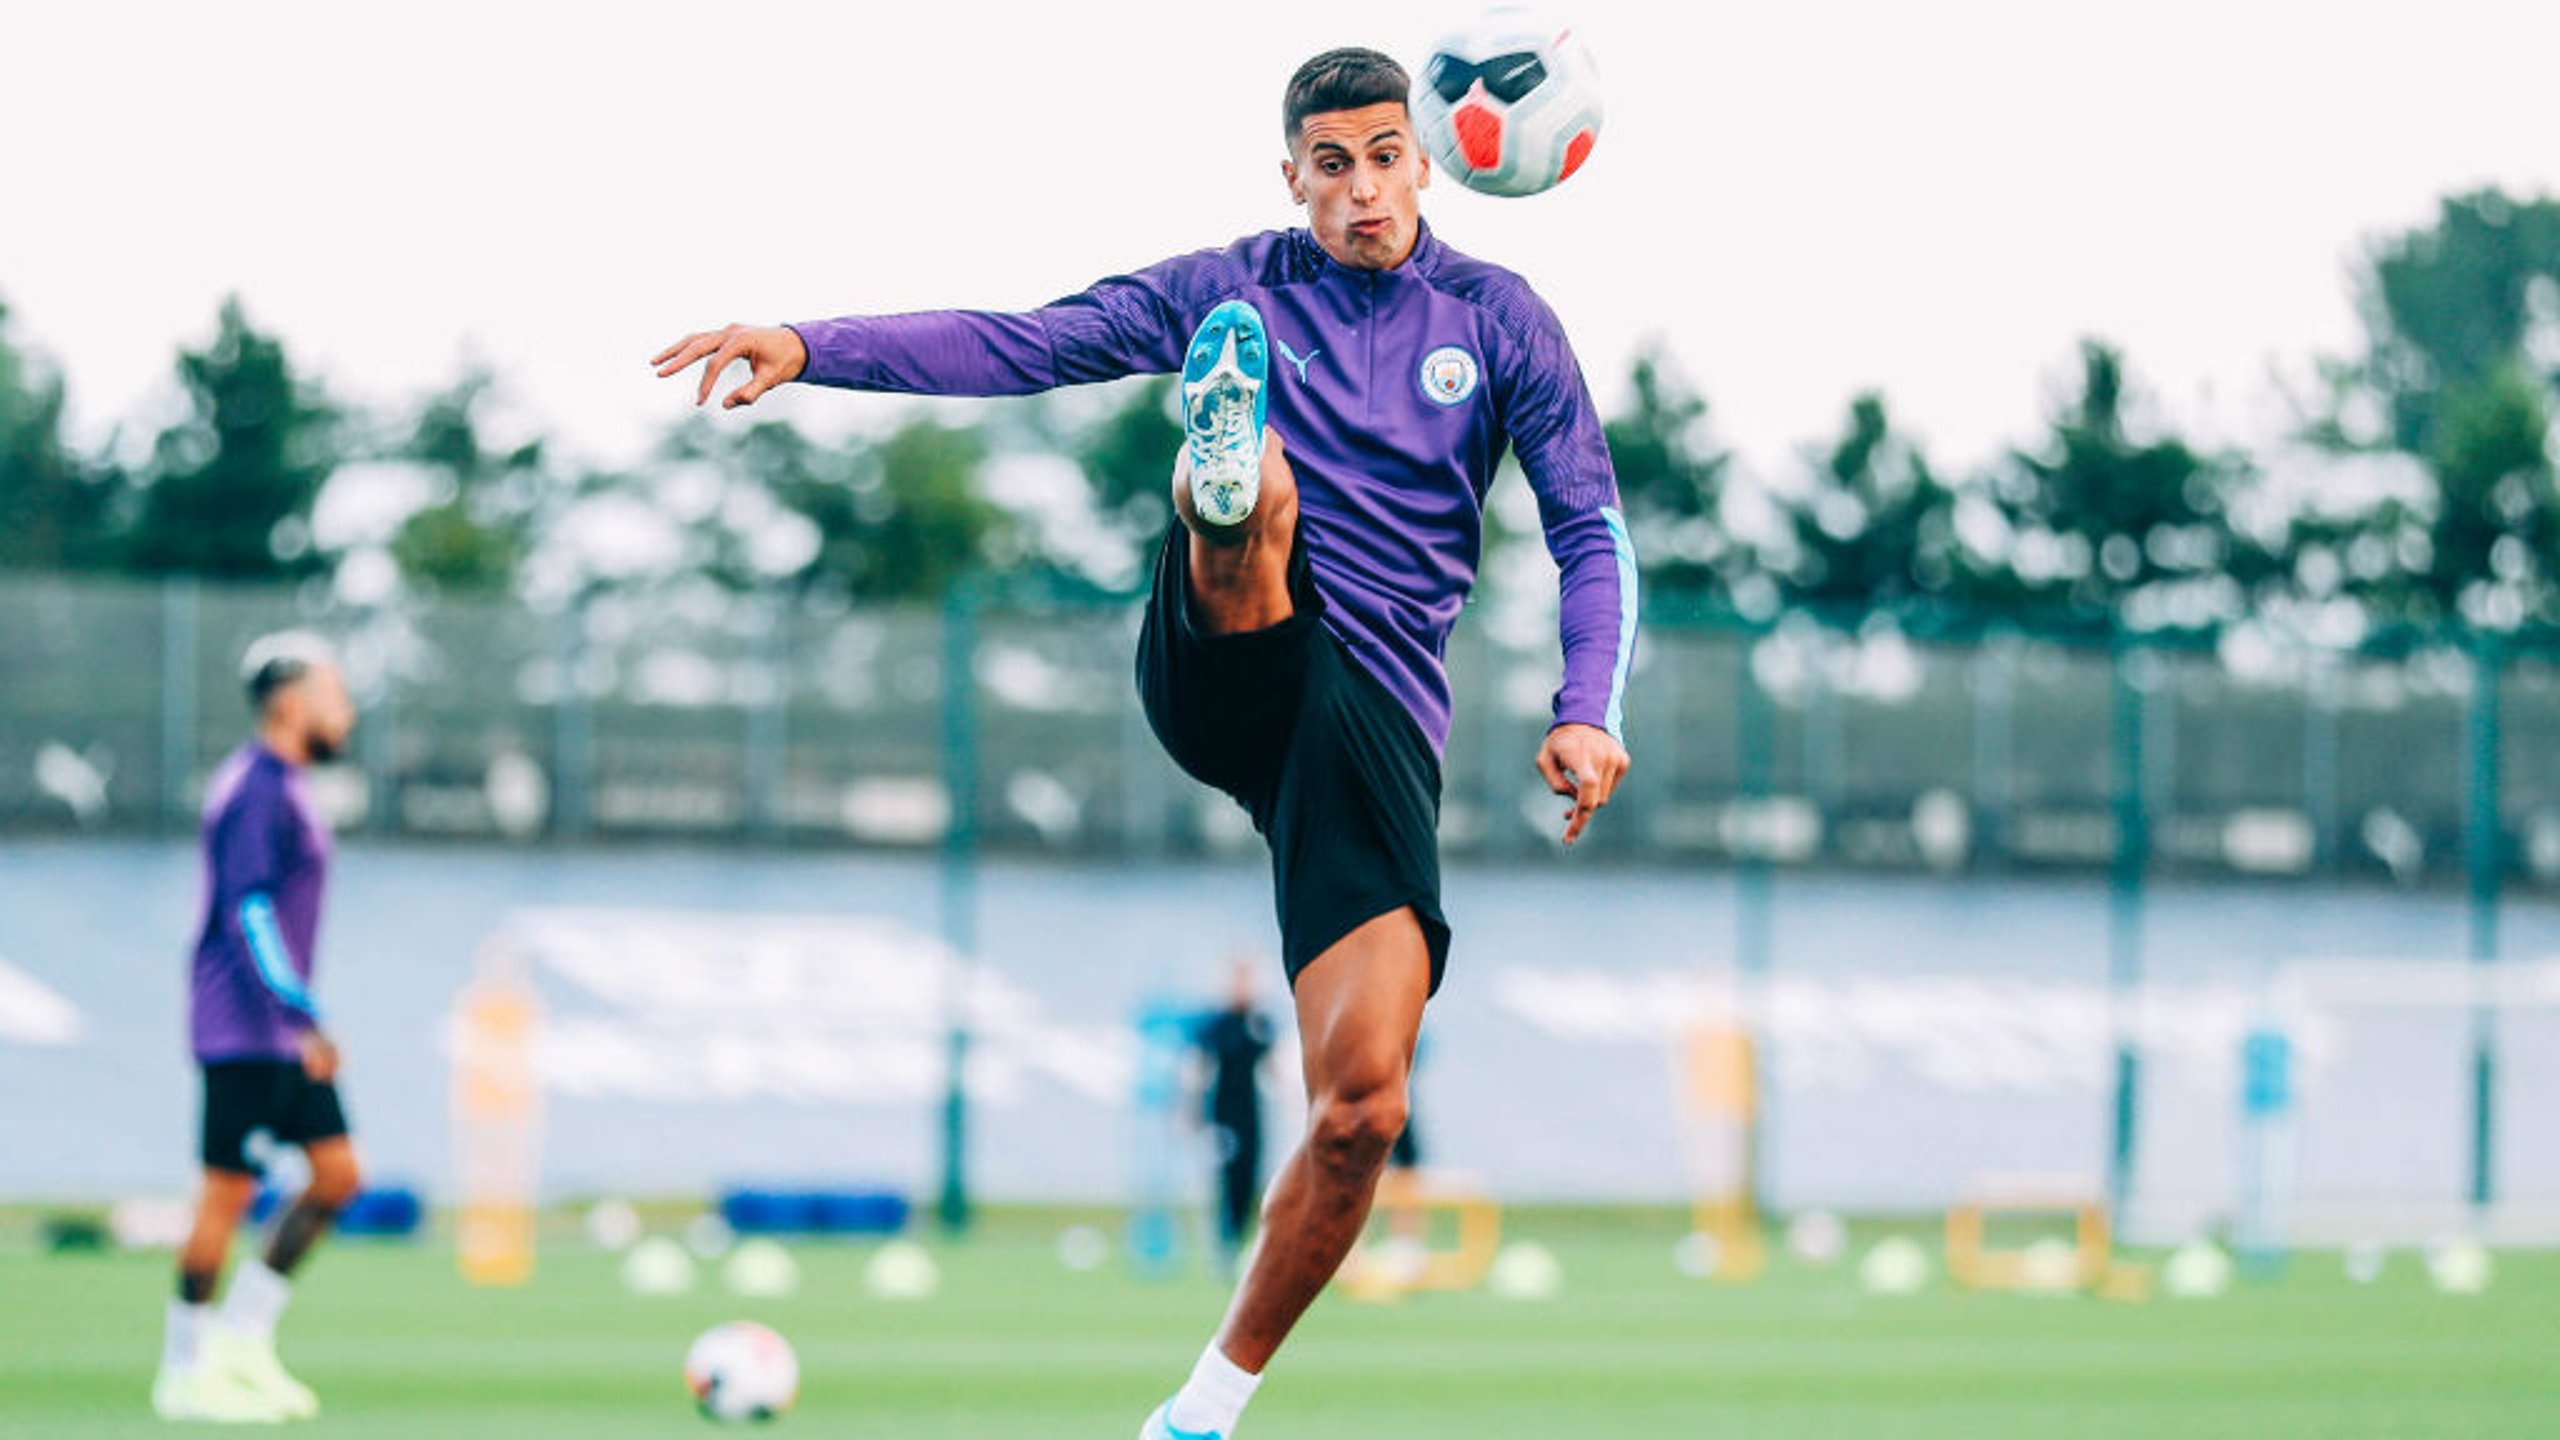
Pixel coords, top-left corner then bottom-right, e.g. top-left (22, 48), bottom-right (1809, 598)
top-left (1196, 957), bottom-right (1278, 1276)
top-left (155, 633), bottom-right (362, 1424)
top-left (653, 47), bottom-right (1634, 1439)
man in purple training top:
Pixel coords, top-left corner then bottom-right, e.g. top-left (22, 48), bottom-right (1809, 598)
top-left (655, 47), bottom-right (1634, 1439)
top-left (154, 632), bottom-right (363, 1425)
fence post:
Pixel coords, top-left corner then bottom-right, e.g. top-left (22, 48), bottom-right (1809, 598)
top-left (361, 635), bottom-right (399, 837)
top-left (1120, 619), bottom-right (1167, 857)
top-left (550, 600), bottom-right (590, 838)
top-left (1733, 634), bottom-right (1776, 1215)
top-left (1805, 636), bottom-right (1843, 859)
top-left (1474, 622), bottom-right (1514, 858)
top-left (161, 577), bottom-right (199, 830)
top-left (2465, 633), bottom-right (2503, 1213)
top-left (1633, 625), bottom-right (1677, 851)
top-left (2106, 631), bottom-right (2149, 1216)
top-left (1970, 630), bottom-right (2016, 866)
top-left (936, 579), bottom-right (982, 1237)
top-left (2302, 658), bottom-right (2340, 873)
top-left (743, 591), bottom-right (786, 841)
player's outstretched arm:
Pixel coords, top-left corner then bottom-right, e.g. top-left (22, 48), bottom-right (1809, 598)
top-left (651, 324), bottom-right (808, 409)
top-left (1493, 285), bottom-right (1637, 848)
top-left (1536, 721), bottom-right (1631, 847)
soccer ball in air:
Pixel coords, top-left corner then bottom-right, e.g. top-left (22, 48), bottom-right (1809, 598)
top-left (1410, 7), bottom-right (1604, 197)
top-left (685, 1321), bottom-right (799, 1424)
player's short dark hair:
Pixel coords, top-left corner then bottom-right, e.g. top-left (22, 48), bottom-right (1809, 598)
top-left (240, 631), bottom-right (335, 714)
top-left (1284, 48), bottom-right (1411, 144)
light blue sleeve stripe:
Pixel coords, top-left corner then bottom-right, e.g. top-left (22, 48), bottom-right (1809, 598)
top-left (1600, 507), bottom-right (1640, 741)
top-left (238, 892), bottom-right (319, 1019)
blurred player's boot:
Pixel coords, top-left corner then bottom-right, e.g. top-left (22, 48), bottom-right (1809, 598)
top-left (150, 1364), bottom-right (291, 1424)
top-left (1181, 300), bottom-right (1270, 530)
top-left (1139, 1400), bottom-right (1223, 1440)
top-left (203, 1329), bottom-right (319, 1420)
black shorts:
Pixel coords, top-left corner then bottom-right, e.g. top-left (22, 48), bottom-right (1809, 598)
top-left (200, 1060), bottom-right (349, 1175)
top-left (1136, 525), bottom-right (1451, 994)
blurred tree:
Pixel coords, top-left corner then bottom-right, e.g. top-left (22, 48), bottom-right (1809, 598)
top-left (1774, 392), bottom-right (1966, 613)
top-left (677, 412), bottom-right (1016, 602)
top-left (0, 300), bottom-right (123, 570)
top-left (387, 367), bottom-right (545, 591)
top-left (2426, 362), bottom-right (2556, 626)
top-left (2308, 190), bottom-right (2560, 627)
top-left (840, 414), bottom-right (1015, 599)
top-left (128, 298), bottom-right (340, 577)
top-left (1603, 339), bottom-right (1733, 595)
top-left (1070, 375), bottom-right (1179, 566)
top-left (1999, 341), bottom-right (2266, 630)
top-left (2338, 190), bottom-right (2560, 457)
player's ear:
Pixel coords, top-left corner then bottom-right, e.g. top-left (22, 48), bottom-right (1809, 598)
top-left (1281, 157), bottom-right (1305, 205)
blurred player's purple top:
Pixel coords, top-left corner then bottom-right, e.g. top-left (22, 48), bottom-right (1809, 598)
top-left (789, 225), bottom-right (1637, 753)
top-left (190, 744), bottom-right (331, 1062)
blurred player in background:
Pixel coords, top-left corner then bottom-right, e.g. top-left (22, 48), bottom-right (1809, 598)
top-left (155, 633), bottom-right (362, 1424)
top-left (1197, 957), bottom-right (1278, 1277)
top-left (1381, 1034), bottom-right (1429, 1263)
top-left (655, 45), bottom-right (1633, 1440)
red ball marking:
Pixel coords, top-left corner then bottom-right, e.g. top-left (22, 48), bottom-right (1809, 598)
top-left (1560, 128), bottom-right (1597, 181)
top-left (1453, 102), bottom-right (1504, 172)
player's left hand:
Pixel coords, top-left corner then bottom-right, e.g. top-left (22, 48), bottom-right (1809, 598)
top-left (1536, 723), bottom-right (1630, 847)
top-left (299, 1029), bottom-right (341, 1084)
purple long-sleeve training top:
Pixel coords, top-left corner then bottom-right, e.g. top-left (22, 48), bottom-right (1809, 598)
top-left (788, 223), bottom-right (1637, 754)
top-left (189, 743), bottom-right (330, 1062)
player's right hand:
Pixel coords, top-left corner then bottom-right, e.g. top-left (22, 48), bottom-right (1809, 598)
top-left (299, 1029), bottom-right (341, 1084)
top-left (1537, 722), bottom-right (1631, 847)
top-left (651, 324), bottom-right (808, 409)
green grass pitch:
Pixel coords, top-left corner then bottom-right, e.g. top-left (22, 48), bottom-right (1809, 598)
top-left (4, 1216), bottom-right (2553, 1437)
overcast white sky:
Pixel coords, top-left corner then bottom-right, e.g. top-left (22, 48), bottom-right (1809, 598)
top-left (4, 0), bottom-right (2555, 485)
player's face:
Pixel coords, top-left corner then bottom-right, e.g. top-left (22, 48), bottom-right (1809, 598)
top-left (1284, 102), bottom-right (1430, 272)
top-left (292, 664), bottom-right (359, 763)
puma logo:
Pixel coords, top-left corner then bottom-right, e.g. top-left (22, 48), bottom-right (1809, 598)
top-left (1276, 338), bottom-right (1320, 384)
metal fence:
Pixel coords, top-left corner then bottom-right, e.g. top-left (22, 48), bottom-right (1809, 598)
top-left (3, 571), bottom-right (2556, 895)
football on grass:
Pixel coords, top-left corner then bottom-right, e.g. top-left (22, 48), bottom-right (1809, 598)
top-left (685, 1321), bottom-right (799, 1424)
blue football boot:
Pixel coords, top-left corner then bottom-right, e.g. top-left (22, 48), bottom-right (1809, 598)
top-left (1180, 300), bottom-right (1270, 529)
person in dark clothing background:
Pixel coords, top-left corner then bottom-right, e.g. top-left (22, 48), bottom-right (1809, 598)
top-left (1198, 958), bottom-right (1278, 1274)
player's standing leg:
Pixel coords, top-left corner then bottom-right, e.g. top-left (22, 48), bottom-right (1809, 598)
top-left (1221, 911), bottom-right (1430, 1358)
top-left (1147, 912), bottom-right (1429, 1440)
top-left (156, 1167), bottom-right (287, 1423)
top-left (208, 1132), bottom-right (358, 1419)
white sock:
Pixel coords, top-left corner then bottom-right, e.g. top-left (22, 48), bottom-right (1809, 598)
top-left (162, 1300), bottom-right (208, 1373)
top-left (1166, 1342), bottom-right (1261, 1437)
top-left (219, 1261), bottom-right (292, 1342)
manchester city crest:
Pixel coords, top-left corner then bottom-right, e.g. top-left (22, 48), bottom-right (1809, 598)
top-left (1419, 345), bottom-right (1480, 406)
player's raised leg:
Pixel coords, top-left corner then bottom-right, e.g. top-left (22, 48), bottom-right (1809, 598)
top-left (1174, 436), bottom-right (1300, 637)
top-left (155, 1170), bottom-right (289, 1424)
top-left (1173, 304), bottom-right (1300, 639)
top-left (1180, 299), bottom-right (1272, 532)
top-left (1143, 907), bottom-right (1431, 1440)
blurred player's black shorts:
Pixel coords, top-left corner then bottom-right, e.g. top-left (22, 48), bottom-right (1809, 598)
top-left (199, 1060), bottom-right (350, 1174)
top-left (1138, 524), bottom-right (1450, 994)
